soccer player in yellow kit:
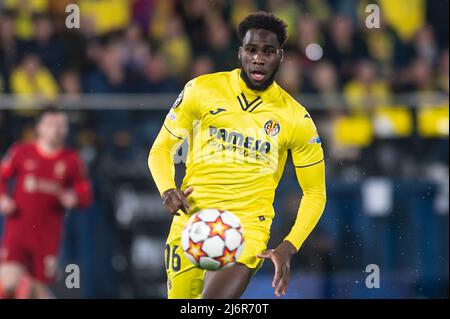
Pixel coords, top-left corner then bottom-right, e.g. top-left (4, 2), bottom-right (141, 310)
top-left (148, 12), bottom-right (326, 299)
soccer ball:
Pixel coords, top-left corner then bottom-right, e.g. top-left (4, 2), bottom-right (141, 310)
top-left (181, 209), bottom-right (244, 271)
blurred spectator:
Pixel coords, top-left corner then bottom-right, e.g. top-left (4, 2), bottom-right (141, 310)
top-left (203, 16), bottom-right (236, 71)
top-left (83, 40), bottom-right (104, 75)
top-left (190, 55), bottom-right (215, 78)
top-left (307, 60), bottom-right (347, 166)
top-left (266, 0), bottom-right (300, 43)
top-left (149, 0), bottom-right (176, 43)
top-left (294, 14), bottom-right (323, 70)
top-left (24, 13), bottom-right (66, 77)
top-left (60, 69), bottom-right (82, 99)
top-left (310, 60), bottom-right (344, 112)
top-left (343, 59), bottom-right (390, 115)
top-left (131, 0), bottom-right (155, 32)
top-left (230, 0), bottom-right (258, 30)
top-left (10, 53), bottom-right (58, 113)
top-left (180, 0), bottom-right (213, 50)
top-left (79, 0), bottom-right (131, 36)
top-left (159, 14), bottom-right (192, 78)
top-left (323, 15), bottom-right (368, 82)
top-left (122, 24), bottom-right (151, 72)
top-left (84, 44), bottom-right (134, 94)
top-left (364, 18), bottom-right (399, 79)
top-left (402, 58), bottom-right (434, 94)
top-left (402, 58), bottom-right (436, 106)
top-left (3, 0), bottom-right (49, 40)
top-left (75, 128), bottom-right (100, 170)
top-left (379, 0), bottom-right (426, 43)
top-left (138, 53), bottom-right (179, 93)
top-left (413, 25), bottom-right (439, 67)
top-left (277, 51), bottom-right (303, 95)
top-left (60, 69), bottom-right (89, 133)
top-left (326, 0), bottom-right (359, 22)
top-left (0, 10), bottom-right (23, 93)
top-left (60, 30), bottom-right (90, 73)
top-left (300, 0), bottom-right (332, 25)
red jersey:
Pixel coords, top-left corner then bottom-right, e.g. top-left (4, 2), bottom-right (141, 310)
top-left (0, 142), bottom-right (92, 242)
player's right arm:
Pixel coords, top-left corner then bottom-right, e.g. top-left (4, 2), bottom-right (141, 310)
top-left (148, 79), bottom-right (200, 215)
top-left (0, 145), bottom-right (20, 215)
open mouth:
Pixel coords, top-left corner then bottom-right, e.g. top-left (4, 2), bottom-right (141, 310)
top-left (250, 70), bottom-right (266, 82)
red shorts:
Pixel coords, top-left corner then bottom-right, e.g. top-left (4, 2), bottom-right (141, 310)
top-left (0, 230), bottom-right (60, 284)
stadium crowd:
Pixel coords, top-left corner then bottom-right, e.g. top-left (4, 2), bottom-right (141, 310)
top-left (0, 0), bottom-right (448, 95)
top-left (0, 0), bottom-right (448, 177)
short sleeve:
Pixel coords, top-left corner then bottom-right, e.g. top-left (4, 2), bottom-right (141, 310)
top-left (163, 79), bottom-right (201, 140)
top-left (289, 109), bottom-right (324, 168)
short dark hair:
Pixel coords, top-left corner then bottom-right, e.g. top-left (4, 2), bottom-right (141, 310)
top-left (35, 106), bottom-right (65, 124)
top-left (237, 11), bottom-right (288, 47)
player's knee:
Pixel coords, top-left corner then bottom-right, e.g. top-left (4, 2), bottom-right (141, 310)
top-left (0, 264), bottom-right (25, 296)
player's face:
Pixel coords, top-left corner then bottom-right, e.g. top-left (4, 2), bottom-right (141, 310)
top-left (36, 113), bottom-right (68, 147)
top-left (238, 29), bottom-right (283, 91)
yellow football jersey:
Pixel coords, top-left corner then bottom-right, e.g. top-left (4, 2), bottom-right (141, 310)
top-left (162, 68), bottom-right (324, 231)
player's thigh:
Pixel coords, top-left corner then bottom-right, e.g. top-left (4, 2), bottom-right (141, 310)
top-left (236, 225), bottom-right (270, 273)
top-left (201, 226), bottom-right (270, 299)
top-left (165, 232), bottom-right (205, 299)
top-left (202, 262), bottom-right (253, 299)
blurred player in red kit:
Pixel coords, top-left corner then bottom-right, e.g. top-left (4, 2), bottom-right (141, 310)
top-left (0, 107), bottom-right (93, 299)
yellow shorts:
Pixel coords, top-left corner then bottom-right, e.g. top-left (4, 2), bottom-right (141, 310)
top-left (164, 221), bottom-right (270, 299)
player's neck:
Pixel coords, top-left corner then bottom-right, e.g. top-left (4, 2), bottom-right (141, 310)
top-left (35, 140), bottom-right (63, 157)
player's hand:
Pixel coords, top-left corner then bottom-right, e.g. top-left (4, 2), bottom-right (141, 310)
top-left (59, 190), bottom-right (78, 209)
top-left (0, 195), bottom-right (16, 216)
top-left (162, 187), bottom-right (194, 216)
top-left (257, 240), bottom-right (296, 297)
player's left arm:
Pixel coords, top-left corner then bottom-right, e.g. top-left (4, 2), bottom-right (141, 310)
top-left (258, 108), bottom-right (326, 297)
top-left (61, 153), bottom-right (93, 209)
top-left (284, 161), bottom-right (326, 251)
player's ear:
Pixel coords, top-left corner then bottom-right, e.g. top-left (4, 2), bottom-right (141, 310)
top-left (279, 48), bottom-right (284, 62)
top-left (238, 46), bottom-right (242, 60)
